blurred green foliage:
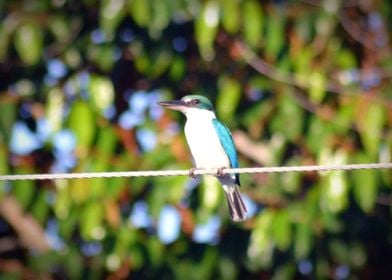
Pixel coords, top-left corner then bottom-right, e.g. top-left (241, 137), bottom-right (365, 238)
top-left (0, 0), bottom-right (391, 279)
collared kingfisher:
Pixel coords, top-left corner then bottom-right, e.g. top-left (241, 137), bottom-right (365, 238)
top-left (159, 95), bottom-right (247, 222)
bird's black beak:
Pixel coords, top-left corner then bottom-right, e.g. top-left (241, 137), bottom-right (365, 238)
top-left (158, 100), bottom-right (187, 111)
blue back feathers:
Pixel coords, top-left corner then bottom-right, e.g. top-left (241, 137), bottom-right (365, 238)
top-left (212, 119), bottom-right (240, 186)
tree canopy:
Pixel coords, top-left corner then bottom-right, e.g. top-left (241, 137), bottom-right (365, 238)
top-left (0, 0), bottom-right (392, 278)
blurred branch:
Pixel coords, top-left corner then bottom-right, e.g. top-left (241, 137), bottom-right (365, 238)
top-left (338, 10), bottom-right (391, 56)
top-left (0, 259), bottom-right (51, 279)
top-left (234, 40), bottom-right (392, 110)
top-left (46, 17), bottom-right (83, 58)
top-left (234, 40), bottom-right (343, 93)
top-left (299, 0), bottom-right (359, 8)
top-left (0, 195), bottom-right (50, 253)
top-left (0, 237), bottom-right (19, 253)
top-left (376, 194), bottom-right (392, 206)
top-left (3, 10), bottom-right (82, 59)
top-left (0, 259), bottom-right (24, 275)
top-left (290, 89), bottom-right (318, 114)
top-left (232, 130), bottom-right (270, 165)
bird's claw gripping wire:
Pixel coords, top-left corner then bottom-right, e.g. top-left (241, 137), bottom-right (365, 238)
top-left (189, 168), bottom-right (197, 178)
top-left (216, 167), bottom-right (226, 177)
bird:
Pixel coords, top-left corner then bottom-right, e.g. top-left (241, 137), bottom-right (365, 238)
top-left (159, 95), bottom-right (247, 222)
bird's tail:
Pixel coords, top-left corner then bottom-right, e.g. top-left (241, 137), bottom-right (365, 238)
top-left (223, 185), bottom-right (247, 222)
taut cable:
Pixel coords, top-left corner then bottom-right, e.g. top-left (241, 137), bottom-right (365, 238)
top-left (0, 163), bottom-right (391, 181)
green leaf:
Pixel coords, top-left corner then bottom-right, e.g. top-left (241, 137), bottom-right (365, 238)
top-left (329, 239), bottom-right (348, 263)
top-left (88, 75), bottom-right (114, 113)
top-left (0, 100), bottom-right (16, 144)
top-left (336, 48), bottom-right (357, 69)
top-left (49, 16), bottom-right (70, 43)
top-left (247, 210), bottom-right (274, 268)
top-left (216, 76), bottom-right (241, 122)
top-left (221, 0), bottom-right (240, 34)
top-left (64, 247), bottom-right (84, 279)
top-left (31, 191), bottom-right (49, 224)
top-left (272, 210), bottom-right (292, 251)
top-left (242, 0), bottom-right (263, 48)
top-left (320, 150), bottom-right (349, 213)
top-left (352, 153), bottom-right (378, 212)
top-left (0, 25), bottom-right (11, 61)
top-left (46, 87), bottom-right (64, 133)
top-left (105, 157), bottom-right (128, 199)
top-left (265, 11), bottom-right (285, 59)
top-left (64, 47), bottom-right (82, 69)
top-left (134, 52), bottom-right (150, 74)
top-left (90, 127), bottom-right (117, 197)
top-left (272, 263), bottom-right (295, 280)
top-left (270, 93), bottom-right (304, 142)
top-left (150, 47), bottom-right (173, 78)
top-left (69, 177), bottom-right (90, 204)
top-left (100, 0), bottom-right (126, 35)
top-left (333, 101), bottom-right (355, 134)
top-left (218, 258), bottom-right (237, 279)
top-left (81, 201), bottom-right (104, 240)
top-left (149, 0), bottom-right (170, 37)
top-left (12, 168), bottom-right (35, 208)
top-left (14, 22), bottom-right (43, 65)
top-left (58, 208), bottom-right (77, 240)
top-left (294, 13), bottom-right (314, 43)
top-left (321, 208), bottom-right (342, 232)
top-left (349, 243), bottom-right (367, 268)
top-left (306, 117), bottom-right (333, 156)
top-left (268, 133), bottom-right (287, 165)
top-left (195, 0), bottom-right (220, 60)
top-left (197, 248), bottom-right (219, 279)
top-left (0, 140), bottom-right (8, 198)
top-left (68, 101), bottom-right (95, 154)
top-left (114, 227), bottom-right (137, 257)
top-left (294, 222), bottom-right (313, 260)
top-left (308, 71), bottom-right (326, 104)
top-left (130, 0), bottom-right (150, 27)
top-left (281, 158), bottom-right (302, 193)
top-left (28, 252), bottom-right (60, 274)
top-left (14, 79), bottom-right (34, 97)
top-left (87, 44), bottom-right (116, 71)
top-left (97, 126), bottom-right (117, 157)
top-left (149, 168), bottom-right (187, 218)
top-left (292, 46), bottom-right (313, 74)
top-left (199, 176), bottom-right (222, 219)
top-left (169, 56), bottom-right (186, 81)
top-left (54, 185), bottom-right (71, 220)
top-left (316, 259), bottom-right (330, 279)
top-left (146, 237), bottom-right (164, 266)
top-left (359, 102), bottom-right (385, 158)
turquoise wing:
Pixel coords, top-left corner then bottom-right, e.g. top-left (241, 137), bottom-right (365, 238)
top-left (212, 119), bottom-right (240, 185)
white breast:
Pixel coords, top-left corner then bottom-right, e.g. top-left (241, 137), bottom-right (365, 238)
top-left (183, 109), bottom-right (230, 169)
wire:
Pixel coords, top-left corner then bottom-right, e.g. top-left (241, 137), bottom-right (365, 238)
top-left (0, 163), bottom-right (391, 181)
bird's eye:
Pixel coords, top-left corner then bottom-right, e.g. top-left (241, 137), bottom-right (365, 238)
top-left (192, 99), bottom-right (200, 105)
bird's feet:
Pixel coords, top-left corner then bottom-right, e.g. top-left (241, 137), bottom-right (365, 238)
top-left (216, 167), bottom-right (226, 177)
top-left (189, 168), bottom-right (197, 178)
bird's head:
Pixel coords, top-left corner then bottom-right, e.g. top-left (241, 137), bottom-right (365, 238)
top-left (159, 95), bottom-right (214, 116)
